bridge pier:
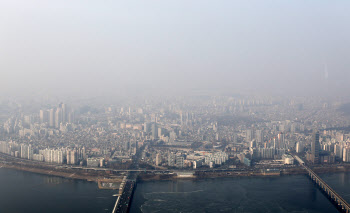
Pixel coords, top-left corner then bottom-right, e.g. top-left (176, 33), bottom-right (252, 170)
top-left (293, 155), bottom-right (350, 213)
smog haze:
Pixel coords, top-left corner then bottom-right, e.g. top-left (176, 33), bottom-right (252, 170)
top-left (1, 0), bottom-right (350, 97)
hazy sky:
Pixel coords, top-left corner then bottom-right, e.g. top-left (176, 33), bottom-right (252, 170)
top-left (1, 1), bottom-right (350, 97)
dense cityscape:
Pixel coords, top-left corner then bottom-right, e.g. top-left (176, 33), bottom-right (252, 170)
top-left (2, 1), bottom-right (350, 212)
top-left (1, 95), bottom-right (350, 175)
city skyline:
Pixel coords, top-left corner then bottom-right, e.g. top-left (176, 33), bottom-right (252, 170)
top-left (2, 1), bottom-right (350, 213)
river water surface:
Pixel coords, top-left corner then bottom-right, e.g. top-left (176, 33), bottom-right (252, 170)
top-left (1, 167), bottom-right (350, 213)
top-left (130, 173), bottom-right (350, 213)
top-left (0, 168), bottom-right (116, 213)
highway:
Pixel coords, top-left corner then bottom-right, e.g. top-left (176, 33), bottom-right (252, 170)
top-left (114, 180), bottom-right (135, 213)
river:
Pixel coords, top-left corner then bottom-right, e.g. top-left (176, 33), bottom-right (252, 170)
top-left (1, 167), bottom-right (350, 213)
top-left (130, 173), bottom-right (350, 213)
top-left (0, 168), bottom-right (116, 213)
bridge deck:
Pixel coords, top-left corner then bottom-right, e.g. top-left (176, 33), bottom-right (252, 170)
top-left (293, 155), bottom-right (350, 213)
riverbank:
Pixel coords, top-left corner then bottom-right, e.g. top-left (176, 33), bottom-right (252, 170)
top-left (2, 162), bottom-right (348, 183)
top-left (0, 167), bottom-right (117, 213)
top-left (137, 165), bottom-right (350, 181)
top-left (0, 152), bottom-right (126, 182)
top-left (2, 150), bottom-right (350, 183)
top-left (137, 171), bottom-right (285, 181)
top-left (0, 162), bottom-right (100, 181)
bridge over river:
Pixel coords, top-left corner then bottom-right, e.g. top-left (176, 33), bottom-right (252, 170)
top-left (112, 172), bottom-right (138, 213)
top-left (293, 155), bottom-right (350, 213)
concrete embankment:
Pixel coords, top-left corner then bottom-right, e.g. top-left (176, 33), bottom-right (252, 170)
top-left (137, 166), bottom-right (350, 181)
top-left (0, 163), bottom-right (100, 181)
top-left (137, 171), bottom-right (281, 181)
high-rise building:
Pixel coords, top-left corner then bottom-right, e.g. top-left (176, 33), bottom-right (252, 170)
top-left (49, 108), bottom-right (55, 127)
top-left (334, 144), bottom-right (343, 159)
top-left (158, 127), bottom-right (163, 137)
top-left (291, 123), bottom-right (297, 133)
top-left (42, 148), bottom-right (62, 163)
top-left (311, 131), bottom-right (320, 164)
top-left (42, 149), bottom-right (51, 163)
top-left (80, 147), bottom-right (86, 160)
top-left (20, 144), bottom-right (28, 159)
top-left (67, 150), bottom-right (77, 165)
top-left (61, 103), bottom-right (67, 123)
top-left (68, 111), bottom-right (74, 124)
top-left (168, 152), bottom-right (175, 167)
top-left (39, 110), bottom-right (46, 123)
top-left (28, 145), bottom-right (33, 160)
top-left (246, 129), bottom-right (252, 142)
top-left (278, 132), bottom-right (285, 149)
top-left (176, 156), bottom-right (184, 168)
top-left (151, 123), bottom-right (158, 140)
top-left (250, 140), bottom-right (257, 148)
top-left (33, 154), bottom-right (44, 162)
top-left (55, 108), bottom-right (62, 128)
top-left (52, 150), bottom-right (63, 164)
top-left (279, 125), bottom-right (285, 132)
top-left (258, 147), bottom-right (274, 159)
top-left (144, 122), bottom-right (151, 133)
top-left (255, 130), bottom-right (263, 143)
top-left (169, 131), bottom-right (176, 143)
top-left (273, 137), bottom-right (278, 149)
top-left (343, 147), bottom-right (350, 162)
top-left (296, 142), bottom-right (303, 153)
top-left (180, 112), bottom-right (183, 125)
top-left (155, 153), bottom-right (160, 166)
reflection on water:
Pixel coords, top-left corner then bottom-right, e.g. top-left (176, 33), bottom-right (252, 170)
top-left (168, 180), bottom-right (186, 193)
top-left (340, 172), bottom-right (345, 185)
top-left (44, 176), bottom-right (65, 185)
top-left (3, 167), bottom-right (350, 213)
top-left (308, 180), bottom-right (318, 202)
